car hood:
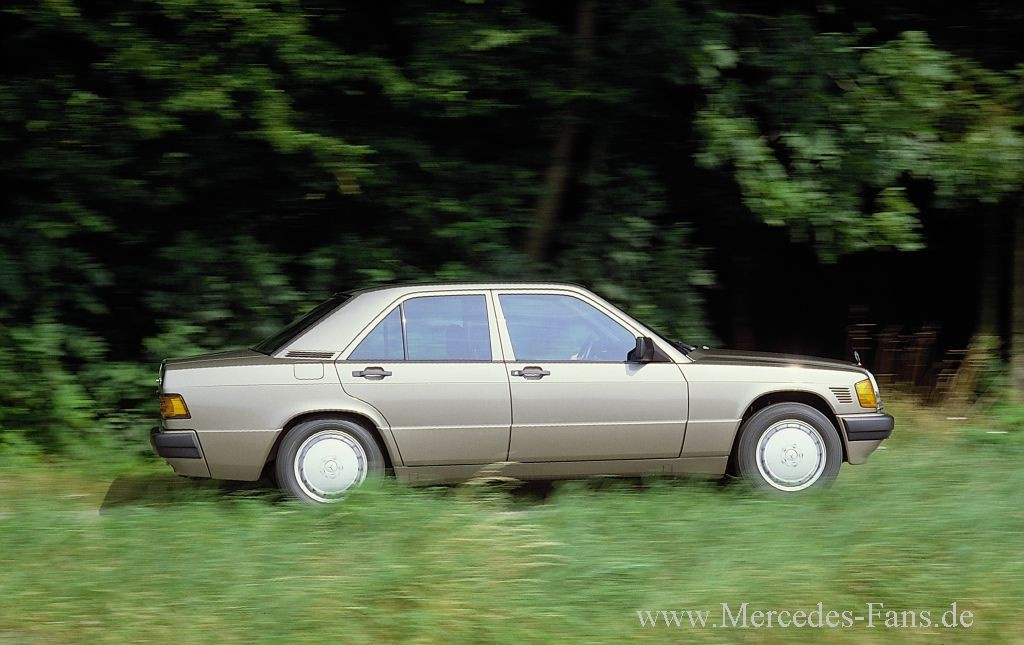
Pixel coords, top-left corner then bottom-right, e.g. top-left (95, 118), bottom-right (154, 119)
top-left (686, 348), bottom-right (865, 373)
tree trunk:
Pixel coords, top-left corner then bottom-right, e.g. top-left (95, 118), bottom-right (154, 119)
top-left (1012, 203), bottom-right (1024, 399)
top-left (731, 248), bottom-right (756, 350)
top-left (978, 210), bottom-right (1000, 336)
top-left (524, 0), bottom-right (594, 263)
top-left (525, 124), bottom-right (577, 262)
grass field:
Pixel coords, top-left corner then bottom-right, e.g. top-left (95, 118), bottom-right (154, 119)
top-left (1, 398), bottom-right (1022, 643)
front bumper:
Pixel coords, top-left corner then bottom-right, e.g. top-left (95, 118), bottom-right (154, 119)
top-left (150, 428), bottom-right (211, 477)
top-left (842, 413), bottom-right (895, 441)
top-left (836, 412), bottom-right (894, 465)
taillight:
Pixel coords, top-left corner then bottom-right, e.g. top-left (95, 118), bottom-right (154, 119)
top-left (159, 394), bottom-right (190, 419)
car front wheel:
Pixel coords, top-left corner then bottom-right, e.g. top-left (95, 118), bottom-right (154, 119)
top-left (735, 402), bottom-right (842, 493)
top-left (276, 417), bottom-right (385, 504)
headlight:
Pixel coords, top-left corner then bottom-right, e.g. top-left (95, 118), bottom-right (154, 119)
top-left (854, 377), bottom-right (881, 410)
top-left (868, 371), bottom-right (883, 410)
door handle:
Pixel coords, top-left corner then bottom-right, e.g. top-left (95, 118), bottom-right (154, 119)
top-left (352, 367), bottom-right (393, 379)
top-left (511, 366), bottom-right (550, 379)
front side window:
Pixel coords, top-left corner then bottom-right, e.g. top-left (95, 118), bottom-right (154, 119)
top-left (348, 295), bottom-right (491, 361)
top-left (499, 294), bottom-right (636, 362)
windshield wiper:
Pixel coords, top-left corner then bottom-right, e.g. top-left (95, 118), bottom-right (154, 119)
top-left (672, 340), bottom-right (695, 354)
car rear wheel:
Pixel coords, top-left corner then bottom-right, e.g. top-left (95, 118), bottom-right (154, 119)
top-left (735, 402), bottom-right (842, 493)
top-left (276, 417), bottom-right (385, 504)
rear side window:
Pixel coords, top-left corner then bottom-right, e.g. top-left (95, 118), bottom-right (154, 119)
top-left (349, 308), bottom-right (404, 360)
top-left (347, 295), bottom-right (491, 361)
top-left (405, 295), bottom-right (490, 360)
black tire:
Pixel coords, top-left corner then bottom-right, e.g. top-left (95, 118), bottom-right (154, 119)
top-left (275, 417), bottom-right (385, 504)
top-left (735, 402), bottom-right (842, 494)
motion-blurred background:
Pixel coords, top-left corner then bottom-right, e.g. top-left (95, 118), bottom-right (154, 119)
top-left (1, 1), bottom-right (1022, 452)
top-left (3, 4), bottom-right (1024, 643)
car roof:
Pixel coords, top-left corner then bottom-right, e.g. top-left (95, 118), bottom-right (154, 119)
top-left (281, 281), bottom-right (598, 355)
top-left (342, 281), bottom-right (590, 298)
top-left (284, 280), bottom-right (691, 363)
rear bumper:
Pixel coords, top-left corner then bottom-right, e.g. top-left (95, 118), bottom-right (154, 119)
top-left (150, 428), bottom-right (211, 478)
top-left (151, 428), bottom-right (201, 458)
top-left (841, 413), bottom-right (895, 441)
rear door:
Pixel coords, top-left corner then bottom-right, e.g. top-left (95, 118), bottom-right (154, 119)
top-left (337, 291), bottom-right (511, 466)
top-left (494, 291), bottom-right (688, 462)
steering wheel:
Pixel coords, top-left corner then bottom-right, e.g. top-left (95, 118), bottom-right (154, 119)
top-left (575, 334), bottom-right (598, 360)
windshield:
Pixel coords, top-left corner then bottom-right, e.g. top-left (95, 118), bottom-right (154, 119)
top-left (252, 294), bottom-right (351, 355)
top-left (603, 306), bottom-right (693, 355)
top-left (638, 326), bottom-right (694, 354)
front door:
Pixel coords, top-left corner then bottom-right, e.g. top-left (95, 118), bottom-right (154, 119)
top-left (495, 292), bottom-right (688, 462)
top-left (338, 293), bottom-right (511, 466)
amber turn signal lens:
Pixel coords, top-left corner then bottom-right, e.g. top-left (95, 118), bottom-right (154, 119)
top-left (159, 394), bottom-right (190, 419)
top-left (855, 379), bottom-right (877, 409)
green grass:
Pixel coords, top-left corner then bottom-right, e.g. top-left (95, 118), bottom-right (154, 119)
top-left (1, 398), bottom-right (1022, 643)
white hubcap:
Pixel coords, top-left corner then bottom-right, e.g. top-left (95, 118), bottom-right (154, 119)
top-left (294, 430), bottom-right (367, 502)
top-left (755, 420), bottom-right (826, 492)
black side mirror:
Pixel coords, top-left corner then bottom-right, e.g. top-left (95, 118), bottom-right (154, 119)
top-left (627, 336), bottom-right (655, 363)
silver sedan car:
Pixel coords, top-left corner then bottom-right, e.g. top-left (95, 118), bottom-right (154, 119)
top-left (152, 282), bottom-right (893, 503)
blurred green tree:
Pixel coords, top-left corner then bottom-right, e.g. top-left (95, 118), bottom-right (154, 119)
top-left (0, 1), bottom-right (1021, 452)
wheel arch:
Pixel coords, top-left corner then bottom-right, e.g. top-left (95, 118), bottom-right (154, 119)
top-left (265, 410), bottom-right (399, 473)
top-left (727, 390), bottom-right (846, 472)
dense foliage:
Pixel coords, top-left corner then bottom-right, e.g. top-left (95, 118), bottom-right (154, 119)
top-left (1, 1), bottom-right (1022, 452)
